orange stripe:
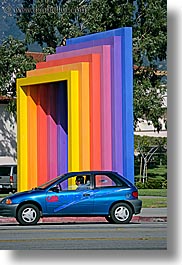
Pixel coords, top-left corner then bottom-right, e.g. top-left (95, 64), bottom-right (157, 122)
top-left (31, 54), bottom-right (102, 170)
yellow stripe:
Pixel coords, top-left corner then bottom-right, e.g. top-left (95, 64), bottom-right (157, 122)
top-left (0, 237), bottom-right (166, 243)
top-left (27, 63), bottom-right (90, 171)
top-left (17, 83), bottom-right (28, 191)
top-left (0, 228), bottom-right (166, 233)
top-left (17, 71), bottom-right (78, 191)
top-left (68, 71), bottom-right (80, 172)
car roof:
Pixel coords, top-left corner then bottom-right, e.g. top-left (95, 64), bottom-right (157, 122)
top-left (0, 164), bottom-right (16, 167)
top-left (65, 170), bottom-right (119, 175)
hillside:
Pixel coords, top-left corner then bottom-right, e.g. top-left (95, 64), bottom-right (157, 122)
top-left (0, 1), bottom-right (24, 42)
top-left (0, 0), bottom-right (167, 70)
top-left (0, 0), bottom-right (41, 51)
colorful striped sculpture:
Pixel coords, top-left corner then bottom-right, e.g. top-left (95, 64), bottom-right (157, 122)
top-left (16, 27), bottom-right (133, 191)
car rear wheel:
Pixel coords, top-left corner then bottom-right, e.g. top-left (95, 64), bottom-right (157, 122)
top-left (16, 204), bottom-right (40, 225)
top-left (110, 203), bottom-right (133, 224)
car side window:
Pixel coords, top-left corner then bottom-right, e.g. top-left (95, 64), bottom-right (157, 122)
top-left (0, 166), bottom-right (11, 176)
top-left (94, 174), bottom-right (127, 188)
top-left (57, 175), bottom-right (91, 191)
top-left (94, 174), bottom-right (115, 188)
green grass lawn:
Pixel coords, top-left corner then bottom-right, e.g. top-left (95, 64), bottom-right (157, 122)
top-left (0, 194), bottom-right (8, 198)
top-left (138, 189), bottom-right (167, 197)
top-left (140, 197), bottom-right (167, 208)
top-left (138, 189), bottom-right (167, 208)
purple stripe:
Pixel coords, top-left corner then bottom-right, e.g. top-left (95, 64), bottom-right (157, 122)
top-left (57, 82), bottom-right (68, 176)
top-left (112, 37), bottom-right (123, 174)
top-left (49, 36), bottom-right (123, 174)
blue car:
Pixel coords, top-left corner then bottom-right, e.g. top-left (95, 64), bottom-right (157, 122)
top-left (0, 171), bottom-right (142, 225)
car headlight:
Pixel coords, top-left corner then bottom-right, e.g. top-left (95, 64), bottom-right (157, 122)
top-left (1, 198), bottom-right (12, 205)
top-left (5, 199), bottom-right (12, 204)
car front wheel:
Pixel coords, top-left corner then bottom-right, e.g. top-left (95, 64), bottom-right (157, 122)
top-left (16, 204), bottom-right (40, 225)
top-left (109, 203), bottom-right (133, 224)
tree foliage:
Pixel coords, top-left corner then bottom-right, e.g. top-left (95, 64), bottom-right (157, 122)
top-left (134, 134), bottom-right (167, 184)
top-left (2, 0), bottom-right (167, 131)
top-left (16, 0), bottom-right (135, 46)
top-left (134, 135), bottom-right (167, 152)
top-left (0, 36), bottom-right (36, 111)
top-left (133, 0), bottom-right (167, 132)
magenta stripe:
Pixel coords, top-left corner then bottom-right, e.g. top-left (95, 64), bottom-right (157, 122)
top-left (54, 36), bottom-right (123, 175)
top-left (47, 85), bottom-right (57, 180)
top-left (47, 46), bottom-right (112, 170)
top-left (100, 46), bottom-right (112, 170)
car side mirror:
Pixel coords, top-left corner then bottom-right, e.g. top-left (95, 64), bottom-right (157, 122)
top-left (50, 187), bottom-right (59, 193)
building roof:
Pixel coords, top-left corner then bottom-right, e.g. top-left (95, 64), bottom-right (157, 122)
top-left (25, 51), bottom-right (45, 62)
top-left (0, 52), bottom-right (45, 103)
top-left (0, 96), bottom-right (12, 104)
top-left (26, 53), bottom-right (168, 76)
top-left (0, 52), bottom-right (167, 103)
top-left (134, 65), bottom-right (167, 76)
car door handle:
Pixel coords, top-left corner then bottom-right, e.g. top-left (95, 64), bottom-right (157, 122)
top-left (83, 193), bottom-right (90, 197)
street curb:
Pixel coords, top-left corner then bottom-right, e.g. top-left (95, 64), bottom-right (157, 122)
top-left (0, 215), bottom-right (167, 224)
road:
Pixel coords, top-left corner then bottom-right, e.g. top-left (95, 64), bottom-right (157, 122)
top-left (0, 222), bottom-right (167, 250)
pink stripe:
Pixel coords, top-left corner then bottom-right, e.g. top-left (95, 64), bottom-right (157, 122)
top-left (46, 45), bottom-right (112, 170)
top-left (47, 85), bottom-right (57, 180)
top-left (37, 85), bottom-right (48, 184)
top-left (100, 46), bottom-right (112, 170)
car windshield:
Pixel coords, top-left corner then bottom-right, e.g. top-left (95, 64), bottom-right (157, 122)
top-left (37, 175), bottom-right (65, 189)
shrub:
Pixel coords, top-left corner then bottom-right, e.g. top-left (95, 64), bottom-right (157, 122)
top-left (162, 180), bottom-right (167, 189)
top-left (146, 178), bottom-right (162, 189)
top-left (135, 178), bottom-right (167, 189)
top-left (135, 181), bottom-right (146, 189)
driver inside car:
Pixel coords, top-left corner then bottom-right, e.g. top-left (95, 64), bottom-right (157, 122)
top-left (75, 176), bottom-right (90, 190)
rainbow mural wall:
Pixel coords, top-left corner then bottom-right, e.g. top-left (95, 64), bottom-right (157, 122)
top-left (16, 27), bottom-right (134, 192)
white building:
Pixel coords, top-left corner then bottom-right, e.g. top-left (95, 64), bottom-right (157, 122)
top-left (0, 97), bottom-right (17, 164)
top-left (0, 53), bottom-right (167, 163)
top-left (134, 89), bottom-right (167, 138)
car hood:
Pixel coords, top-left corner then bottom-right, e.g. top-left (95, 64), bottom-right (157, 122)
top-left (7, 189), bottom-right (45, 200)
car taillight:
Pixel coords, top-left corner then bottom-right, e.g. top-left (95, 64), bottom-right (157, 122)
top-left (132, 191), bottom-right (138, 198)
top-left (10, 175), bottom-right (14, 183)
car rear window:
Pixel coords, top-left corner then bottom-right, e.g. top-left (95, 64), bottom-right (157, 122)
top-left (94, 173), bottom-right (129, 188)
top-left (0, 166), bottom-right (11, 176)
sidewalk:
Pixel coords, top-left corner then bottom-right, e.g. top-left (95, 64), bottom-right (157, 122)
top-left (132, 207), bottom-right (167, 223)
top-left (0, 208), bottom-right (167, 224)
